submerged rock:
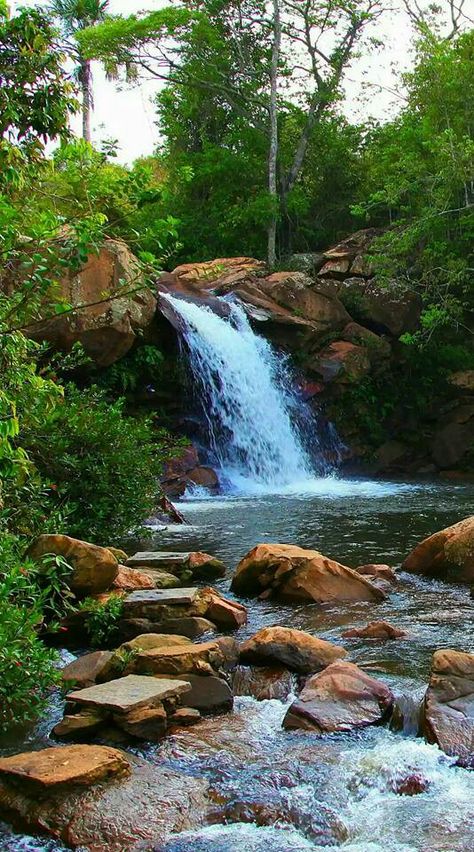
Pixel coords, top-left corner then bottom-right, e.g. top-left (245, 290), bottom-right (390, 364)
top-left (355, 564), bottom-right (397, 585)
top-left (423, 648), bottom-right (474, 767)
top-left (232, 665), bottom-right (295, 701)
top-left (0, 750), bottom-right (208, 850)
top-left (402, 515), bottom-right (474, 583)
top-left (342, 621), bottom-right (408, 640)
top-left (239, 626), bottom-right (346, 674)
top-left (28, 534), bottom-right (119, 596)
top-left (283, 660), bottom-right (393, 733)
top-left (232, 543), bottom-right (384, 602)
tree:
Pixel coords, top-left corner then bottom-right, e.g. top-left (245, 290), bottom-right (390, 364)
top-left (49, 0), bottom-right (110, 142)
top-left (79, 0), bottom-right (385, 264)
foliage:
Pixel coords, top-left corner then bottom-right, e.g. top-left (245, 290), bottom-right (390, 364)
top-left (80, 594), bottom-right (124, 647)
top-left (21, 385), bottom-right (169, 543)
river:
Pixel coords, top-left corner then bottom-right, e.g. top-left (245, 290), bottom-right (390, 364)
top-left (3, 476), bottom-right (474, 851)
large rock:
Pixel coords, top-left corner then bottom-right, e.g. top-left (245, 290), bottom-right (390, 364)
top-left (122, 586), bottom-right (247, 631)
top-left (422, 649), bottom-right (474, 767)
top-left (112, 565), bottom-right (155, 591)
top-left (239, 626), bottom-right (346, 674)
top-left (133, 641), bottom-right (225, 677)
top-left (402, 516), bottom-right (474, 583)
top-left (342, 621), bottom-right (407, 640)
top-left (308, 340), bottom-right (371, 384)
top-left (118, 616), bottom-right (216, 642)
top-left (283, 661), bottom-right (393, 732)
top-left (158, 673), bottom-right (233, 714)
top-left (61, 651), bottom-right (115, 689)
top-left (28, 239), bottom-right (156, 367)
top-left (68, 674), bottom-right (191, 714)
top-left (0, 745), bottom-right (129, 788)
top-left (28, 534), bottom-right (118, 596)
top-left (232, 543), bottom-right (384, 602)
top-left (0, 751), bottom-right (209, 850)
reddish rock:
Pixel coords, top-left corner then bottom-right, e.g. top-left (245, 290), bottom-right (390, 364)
top-left (201, 587), bottom-right (248, 629)
top-left (310, 340), bottom-right (371, 384)
top-left (0, 745), bottom-right (130, 789)
top-left (402, 516), bottom-right (474, 584)
top-left (27, 239), bottom-right (156, 366)
top-left (283, 660), bottom-right (393, 732)
top-left (232, 666), bottom-right (295, 701)
top-left (342, 621), bottom-right (407, 640)
top-left (112, 565), bottom-right (155, 591)
top-left (232, 543), bottom-right (384, 603)
top-left (61, 651), bottom-right (115, 689)
top-left (186, 466), bottom-right (219, 490)
top-left (239, 626), bottom-right (346, 674)
top-left (422, 649), bottom-right (474, 766)
top-left (392, 772), bottom-right (429, 796)
top-left (355, 564), bottom-right (397, 585)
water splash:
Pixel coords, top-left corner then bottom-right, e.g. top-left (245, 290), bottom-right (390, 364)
top-left (161, 294), bottom-right (332, 492)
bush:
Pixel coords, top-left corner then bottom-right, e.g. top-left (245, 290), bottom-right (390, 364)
top-left (81, 595), bottom-right (124, 647)
top-left (23, 384), bottom-right (172, 543)
top-left (0, 535), bottom-right (60, 732)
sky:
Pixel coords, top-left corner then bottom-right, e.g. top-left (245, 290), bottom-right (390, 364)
top-left (17, 0), bottom-right (432, 164)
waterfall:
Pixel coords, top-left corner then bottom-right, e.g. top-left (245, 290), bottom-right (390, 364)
top-left (161, 293), bottom-right (333, 493)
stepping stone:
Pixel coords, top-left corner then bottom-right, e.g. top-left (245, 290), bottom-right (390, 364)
top-left (126, 552), bottom-right (191, 569)
top-left (0, 745), bottom-right (129, 788)
top-left (124, 588), bottom-right (199, 608)
top-left (68, 674), bottom-right (191, 714)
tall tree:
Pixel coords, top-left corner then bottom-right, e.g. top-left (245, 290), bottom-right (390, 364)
top-left (50, 0), bottom-right (110, 142)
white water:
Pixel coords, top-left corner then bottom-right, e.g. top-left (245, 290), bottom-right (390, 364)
top-left (162, 294), bottom-right (332, 492)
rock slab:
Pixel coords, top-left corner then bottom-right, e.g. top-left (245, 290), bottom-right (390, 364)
top-left (68, 674), bottom-right (191, 713)
top-left (0, 745), bottom-right (130, 788)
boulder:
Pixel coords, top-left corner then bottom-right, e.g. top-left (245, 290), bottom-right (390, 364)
top-left (27, 239), bottom-right (156, 367)
top-left (334, 277), bottom-right (421, 337)
top-left (239, 626), bottom-right (346, 674)
top-left (61, 651), bottom-right (115, 689)
top-left (132, 641), bottom-right (225, 677)
top-left (28, 534), bottom-right (118, 596)
top-left (283, 660), bottom-right (393, 732)
top-left (159, 673), bottom-right (233, 714)
top-left (402, 516), bottom-right (474, 583)
top-left (118, 633), bottom-right (192, 654)
top-left (0, 745), bottom-right (130, 789)
top-left (121, 586), bottom-right (246, 631)
top-left (187, 466), bottom-right (219, 490)
top-left (422, 649), bottom-right (474, 766)
top-left (200, 587), bottom-right (248, 628)
top-left (118, 616), bottom-right (216, 642)
top-left (112, 565), bottom-right (155, 591)
top-left (113, 705), bottom-right (168, 741)
top-left (0, 751), bottom-right (209, 850)
top-left (342, 621), bottom-right (407, 640)
top-left (232, 543), bottom-right (384, 603)
top-left (131, 569), bottom-right (182, 589)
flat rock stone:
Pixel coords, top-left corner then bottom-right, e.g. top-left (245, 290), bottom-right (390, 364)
top-left (126, 551), bottom-right (190, 569)
top-left (0, 745), bottom-right (129, 789)
top-left (134, 642), bottom-right (222, 676)
top-left (124, 588), bottom-right (199, 613)
top-left (53, 710), bottom-right (105, 739)
top-left (68, 674), bottom-right (191, 714)
top-left (118, 616), bottom-right (216, 641)
top-left (61, 651), bottom-right (114, 688)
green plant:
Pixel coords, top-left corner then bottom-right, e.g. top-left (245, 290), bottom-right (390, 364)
top-left (81, 594), bottom-right (124, 647)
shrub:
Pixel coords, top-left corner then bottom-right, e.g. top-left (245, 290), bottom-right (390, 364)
top-left (81, 595), bottom-right (124, 647)
top-left (23, 384), bottom-right (173, 543)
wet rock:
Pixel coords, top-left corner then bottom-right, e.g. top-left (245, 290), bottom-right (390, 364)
top-left (342, 621), bottom-right (407, 640)
top-left (0, 751), bottom-right (209, 851)
top-left (283, 660), bottom-right (393, 732)
top-left (114, 704), bottom-right (168, 740)
top-left (68, 674), bottom-right (191, 714)
top-left (0, 745), bottom-right (130, 789)
top-left (126, 551), bottom-right (226, 581)
top-left (28, 534), bottom-right (119, 596)
top-left (391, 772), bottom-right (429, 796)
top-left (53, 709), bottom-right (105, 739)
top-left (112, 565), bottom-right (155, 591)
top-left (123, 587), bottom-right (200, 618)
top-left (201, 587), bottom-right (247, 628)
top-left (27, 239), bottom-right (156, 367)
top-left (61, 650), bottom-right (115, 688)
top-left (310, 340), bottom-right (371, 384)
top-left (135, 569), bottom-right (182, 589)
top-left (122, 586), bottom-right (246, 632)
top-left (133, 641), bottom-right (225, 677)
top-left (240, 626), bottom-right (346, 674)
top-left (422, 648), bottom-right (474, 766)
top-left (118, 616), bottom-right (216, 642)
top-left (170, 707), bottom-right (201, 726)
top-left (232, 543), bottom-right (384, 603)
top-left (187, 466), bottom-right (219, 490)
top-left (232, 665), bottom-right (295, 701)
top-left (402, 515), bottom-right (474, 583)
top-left (355, 564), bottom-right (397, 585)
top-left (159, 674), bottom-right (233, 714)
top-left (214, 636), bottom-right (240, 670)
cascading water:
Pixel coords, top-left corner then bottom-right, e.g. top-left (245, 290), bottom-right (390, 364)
top-left (161, 293), bottom-right (334, 492)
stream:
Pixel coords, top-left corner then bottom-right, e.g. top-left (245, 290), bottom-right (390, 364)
top-left (2, 476), bottom-right (474, 851)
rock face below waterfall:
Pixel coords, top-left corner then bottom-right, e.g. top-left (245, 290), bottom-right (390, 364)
top-left (422, 649), bottom-right (474, 766)
top-left (402, 516), bottom-right (474, 583)
top-left (239, 626), bottom-right (346, 674)
top-left (283, 661), bottom-right (394, 733)
top-left (231, 543), bottom-right (384, 602)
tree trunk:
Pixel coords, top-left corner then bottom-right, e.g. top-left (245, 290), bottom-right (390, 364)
top-left (80, 58), bottom-right (93, 143)
top-left (267, 0), bottom-right (281, 270)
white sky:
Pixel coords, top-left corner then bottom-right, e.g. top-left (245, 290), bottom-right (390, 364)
top-left (14, 0), bottom-right (462, 164)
